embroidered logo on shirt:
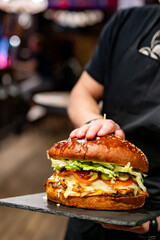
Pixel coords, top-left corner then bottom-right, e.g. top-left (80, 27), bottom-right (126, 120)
top-left (139, 30), bottom-right (160, 60)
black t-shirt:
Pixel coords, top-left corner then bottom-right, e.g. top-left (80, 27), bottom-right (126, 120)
top-left (85, 5), bottom-right (160, 202)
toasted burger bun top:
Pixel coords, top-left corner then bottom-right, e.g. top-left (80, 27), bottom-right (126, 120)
top-left (48, 134), bottom-right (149, 173)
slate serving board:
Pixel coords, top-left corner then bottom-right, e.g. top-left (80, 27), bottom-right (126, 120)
top-left (0, 192), bottom-right (160, 227)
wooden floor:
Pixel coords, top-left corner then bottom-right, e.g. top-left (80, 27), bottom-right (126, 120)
top-left (0, 114), bottom-right (74, 240)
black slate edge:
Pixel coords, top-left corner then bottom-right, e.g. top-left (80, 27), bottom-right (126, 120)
top-left (0, 193), bottom-right (160, 227)
top-left (0, 200), bottom-right (134, 226)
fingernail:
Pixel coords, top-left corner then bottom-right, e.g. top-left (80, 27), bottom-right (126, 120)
top-left (70, 132), bottom-right (74, 138)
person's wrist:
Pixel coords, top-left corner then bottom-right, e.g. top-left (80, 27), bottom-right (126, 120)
top-left (86, 118), bottom-right (103, 124)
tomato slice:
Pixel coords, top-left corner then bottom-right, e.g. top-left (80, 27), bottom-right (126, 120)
top-left (58, 170), bottom-right (75, 176)
top-left (74, 171), bottom-right (99, 184)
top-left (76, 170), bottom-right (91, 180)
top-left (58, 170), bottom-right (99, 183)
top-left (102, 178), bottom-right (135, 187)
top-left (73, 173), bottom-right (91, 184)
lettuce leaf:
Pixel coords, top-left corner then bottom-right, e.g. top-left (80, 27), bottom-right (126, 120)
top-left (66, 161), bottom-right (115, 179)
top-left (50, 158), bottom-right (147, 191)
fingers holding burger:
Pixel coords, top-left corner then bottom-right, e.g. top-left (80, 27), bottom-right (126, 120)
top-left (69, 119), bottom-right (125, 140)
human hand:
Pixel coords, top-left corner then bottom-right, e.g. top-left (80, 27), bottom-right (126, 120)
top-left (70, 119), bottom-right (125, 139)
top-left (100, 221), bottom-right (150, 235)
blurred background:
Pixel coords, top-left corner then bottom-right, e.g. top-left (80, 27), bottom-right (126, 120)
top-left (0, 0), bottom-right (158, 239)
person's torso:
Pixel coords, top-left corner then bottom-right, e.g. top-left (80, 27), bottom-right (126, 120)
top-left (101, 5), bottom-right (160, 202)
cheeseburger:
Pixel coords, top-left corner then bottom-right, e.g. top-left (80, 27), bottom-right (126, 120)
top-left (45, 134), bottom-right (149, 210)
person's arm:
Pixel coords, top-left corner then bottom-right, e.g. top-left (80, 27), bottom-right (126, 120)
top-left (67, 71), bottom-right (125, 139)
top-left (68, 71), bottom-right (103, 126)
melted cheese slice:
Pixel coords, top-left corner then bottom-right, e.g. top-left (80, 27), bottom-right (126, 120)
top-left (48, 174), bottom-right (139, 198)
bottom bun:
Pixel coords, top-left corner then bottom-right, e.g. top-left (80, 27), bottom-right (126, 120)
top-left (46, 185), bottom-right (147, 210)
